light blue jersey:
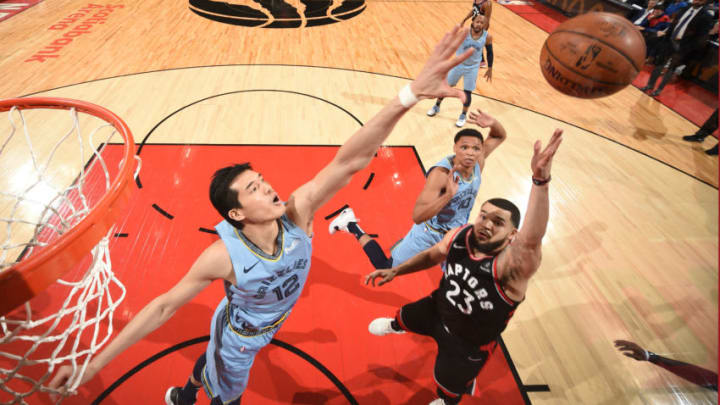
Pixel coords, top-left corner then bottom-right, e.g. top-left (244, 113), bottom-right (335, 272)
top-left (426, 156), bottom-right (482, 232)
top-left (459, 30), bottom-right (488, 67)
top-left (446, 30), bottom-right (488, 91)
top-left (202, 215), bottom-right (312, 402)
top-left (391, 156), bottom-right (481, 265)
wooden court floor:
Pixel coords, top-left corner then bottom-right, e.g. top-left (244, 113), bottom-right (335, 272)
top-left (0, 0), bottom-right (717, 404)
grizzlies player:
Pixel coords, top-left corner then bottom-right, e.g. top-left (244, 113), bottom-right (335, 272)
top-left (329, 110), bottom-right (506, 270)
top-left (427, 14), bottom-right (493, 127)
top-left (364, 130), bottom-right (563, 405)
top-left (48, 25), bottom-right (478, 405)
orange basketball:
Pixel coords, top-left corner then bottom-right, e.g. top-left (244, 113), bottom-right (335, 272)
top-left (539, 12), bottom-right (646, 99)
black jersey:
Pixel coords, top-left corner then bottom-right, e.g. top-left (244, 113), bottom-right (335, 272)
top-left (432, 225), bottom-right (520, 346)
top-left (472, 0), bottom-right (488, 16)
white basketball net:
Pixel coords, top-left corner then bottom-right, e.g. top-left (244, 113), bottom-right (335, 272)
top-left (0, 105), bottom-right (134, 404)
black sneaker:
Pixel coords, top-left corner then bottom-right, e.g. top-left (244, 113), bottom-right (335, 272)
top-left (705, 144), bottom-right (718, 156)
top-left (165, 387), bottom-right (194, 405)
top-left (682, 134), bottom-right (707, 142)
top-left (650, 89), bottom-right (662, 97)
top-left (639, 85), bottom-right (652, 92)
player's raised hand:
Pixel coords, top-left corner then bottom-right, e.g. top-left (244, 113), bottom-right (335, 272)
top-left (410, 26), bottom-right (474, 103)
top-left (443, 165), bottom-right (461, 197)
top-left (365, 268), bottom-right (398, 287)
top-left (614, 340), bottom-right (648, 361)
top-left (531, 128), bottom-right (563, 181)
top-left (467, 109), bottom-right (496, 128)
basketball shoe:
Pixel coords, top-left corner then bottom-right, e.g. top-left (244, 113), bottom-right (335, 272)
top-left (368, 317), bottom-right (405, 336)
top-left (455, 113), bottom-right (467, 127)
top-left (165, 387), bottom-right (195, 405)
top-left (329, 207), bottom-right (358, 234)
top-left (427, 105), bottom-right (440, 117)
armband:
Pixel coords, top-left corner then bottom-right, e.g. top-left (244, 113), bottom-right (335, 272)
top-left (398, 84), bottom-right (419, 108)
top-left (532, 176), bottom-right (550, 186)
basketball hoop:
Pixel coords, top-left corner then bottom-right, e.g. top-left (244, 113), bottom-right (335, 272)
top-left (0, 97), bottom-right (138, 403)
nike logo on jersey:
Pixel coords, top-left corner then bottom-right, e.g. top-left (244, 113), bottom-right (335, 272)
top-left (453, 243), bottom-right (465, 249)
top-left (243, 261), bottom-right (260, 273)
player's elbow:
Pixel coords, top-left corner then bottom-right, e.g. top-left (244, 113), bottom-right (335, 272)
top-left (152, 294), bottom-right (180, 323)
top-left (411, 205), bottom-right (431, 224)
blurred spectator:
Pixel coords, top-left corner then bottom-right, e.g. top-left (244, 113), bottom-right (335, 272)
top-left (615, 340), bottom-right (718, 390)
top-left (682, 108), bottom-right (718, 155)
top-left (665, 0), bottom-right (690, 18)
top-left (630, 0), bottom-right (661, 24)
top-left (639, 0), bottom-right (715, 96)
top-left (635, 4), bottom-right (672, 60)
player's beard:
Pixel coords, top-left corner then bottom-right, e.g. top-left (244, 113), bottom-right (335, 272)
top-left (469, 232), bottom-right (505, 254)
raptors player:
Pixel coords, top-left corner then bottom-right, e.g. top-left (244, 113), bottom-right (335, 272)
top-left (364, 129), bottom-right (563, 405)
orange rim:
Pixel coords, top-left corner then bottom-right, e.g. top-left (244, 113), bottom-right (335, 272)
top-left (0, 97), bottom-right (136, 316)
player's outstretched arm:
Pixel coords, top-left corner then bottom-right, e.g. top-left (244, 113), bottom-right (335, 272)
top-left (497, 129), bottom-right (563, 280)
top-left (47, 240), bottom-right (233, 393)
top-left (287, 26), bottom-right (475, 234)
top-left (461, 10), bottom-right (473, 25)
top-left (484, 1), bottom-right (493, 24)
top-left (614, 340), bottom-right (719, 390)
top-left (365, 226), bottom-right (458, 286)
top-left (466, 109), bottom-right (506, 159)
top-left (412, 165), bottom-right (460, 224)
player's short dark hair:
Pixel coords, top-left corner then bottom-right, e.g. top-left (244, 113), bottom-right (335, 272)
top-left (210, 163), bottom-right (252, 230)
top-left (454, 128), bottom-right (484, 144)
top-left (485, 198), bottom-right (521, 228)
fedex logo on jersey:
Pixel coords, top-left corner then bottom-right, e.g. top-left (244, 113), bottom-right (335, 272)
top-left (445, 262), bottom-right (494, 314)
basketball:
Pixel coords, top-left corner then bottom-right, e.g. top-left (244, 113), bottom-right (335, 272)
top-left (539, 12), bottom-right (646, 99)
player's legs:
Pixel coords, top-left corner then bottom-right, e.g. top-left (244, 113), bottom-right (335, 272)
top-left (165, 352), bottom-right (208, 405)
top-left (395, 295), bottom-right (438, 336)
top-left (202, 303), bottom-right (276, 403)
top-left (329, 207), bottom-right (393, 269)
top-left (429, 65), bottom-right (465, 116)
top-left (455, 67), bottom-right (479, 127)
top-left (390, 223), bottom-right (444, 266)
top-left (370, 295), bottom-right (438, 336)
top-left (433, 335), bottom-right (498, 404)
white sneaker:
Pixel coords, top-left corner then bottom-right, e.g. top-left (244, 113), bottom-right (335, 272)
top-left (329, 207), bottom-right (357, 235)
top-left (455, 113), bottom-right (467, 127)
top-left (368, 317), bottom-right (405, 336)
top-left (429, 399), bottom-right (447, 405)
top-left (427, 105), bottom-right (440, 117)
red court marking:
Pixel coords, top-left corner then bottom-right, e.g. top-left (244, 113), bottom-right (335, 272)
top-left (0, 0), bottom-right (43, 23)
top-left (500, 0), bottom-right (718, 128)
top-left (9, 145), bottom-right (527, 404)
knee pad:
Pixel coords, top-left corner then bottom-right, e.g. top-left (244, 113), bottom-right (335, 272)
top-left (193, 352), bottom-right (207, 382)
top-left (463, 90), bottom-right (472, 107)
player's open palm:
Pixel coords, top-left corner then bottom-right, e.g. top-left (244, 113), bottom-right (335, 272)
top-left (467, 109), bottom-right (496, 128)
top-left (531, 129), bottom-right (563, 180)
top-left (411, 26), bottom-right (475, 102)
